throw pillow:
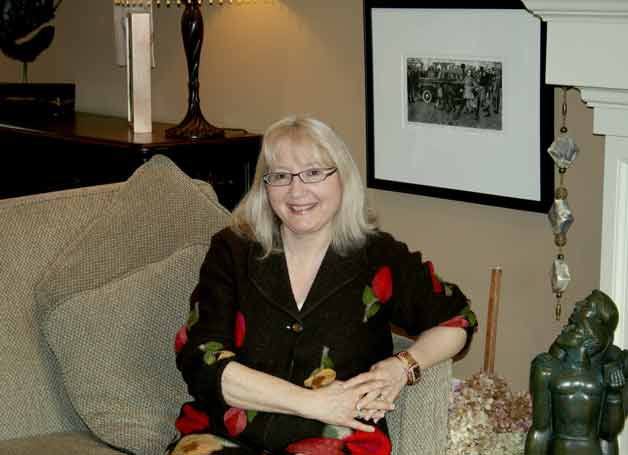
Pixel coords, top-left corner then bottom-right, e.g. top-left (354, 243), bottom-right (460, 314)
top-left (35, 155), bottom-right (230, 454)
top-left (44, 248), bottom-right (205, 455)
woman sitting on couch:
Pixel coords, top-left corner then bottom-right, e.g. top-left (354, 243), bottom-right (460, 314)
top-left (169, 115), bottom-right (476, 454)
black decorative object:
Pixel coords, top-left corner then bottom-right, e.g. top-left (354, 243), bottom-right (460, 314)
top-left (0, 82), bottom-right (74, 119)
top-left (0, 0), bottom-right (64, 82)
top-left (0, 0), bottom-right (73, 119)
top-left (166, 2), bottom-right (223, 139)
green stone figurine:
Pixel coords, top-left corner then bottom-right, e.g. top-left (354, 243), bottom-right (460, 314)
top-left (525, 290), bottom-right (627, 455)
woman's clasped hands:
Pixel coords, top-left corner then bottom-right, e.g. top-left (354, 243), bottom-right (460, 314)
top-left (345, 356), bottom-right (408, 423)
top-left (305, 356), bottom-right (407, 432)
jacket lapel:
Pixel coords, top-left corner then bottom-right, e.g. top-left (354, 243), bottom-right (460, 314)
top-left (248, 245), bottom-right (301, 320)
top-left (299, 247), bottom-right (365, 318)
top-left (248, 244), bottom-right (366, 320)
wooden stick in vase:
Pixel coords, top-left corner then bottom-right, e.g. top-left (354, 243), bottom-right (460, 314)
top-left (483, 266), bottom-right (502, 374)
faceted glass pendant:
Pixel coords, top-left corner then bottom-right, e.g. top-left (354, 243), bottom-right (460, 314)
top-left (551, 258), bottom-right (571, 293)
top-left (548, 199), bottom-right (574, 235)
top-left (548, 134), bottom-right (579, 170)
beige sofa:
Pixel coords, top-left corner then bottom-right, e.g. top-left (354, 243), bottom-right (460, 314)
top-left (0, 155), bottom-right (451, 454)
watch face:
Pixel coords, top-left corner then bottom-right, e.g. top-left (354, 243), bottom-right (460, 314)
top-left (408, 364), bottom-right (421, 384)
top-left (395, 351), bottom-right (421, 384)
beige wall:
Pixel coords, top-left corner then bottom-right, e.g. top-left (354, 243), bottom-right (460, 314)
top-left (0, 0), bottom-right (605, 391)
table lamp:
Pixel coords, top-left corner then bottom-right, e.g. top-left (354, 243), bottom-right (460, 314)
top-left (117, 0), bottom-right (241, 139)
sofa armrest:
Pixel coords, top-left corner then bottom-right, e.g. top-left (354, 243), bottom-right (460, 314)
top-left (387, 333), bottom-right (451, 455)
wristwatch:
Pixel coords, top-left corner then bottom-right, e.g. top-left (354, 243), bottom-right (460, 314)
top-left (394, 351), bottom-right (422, 385)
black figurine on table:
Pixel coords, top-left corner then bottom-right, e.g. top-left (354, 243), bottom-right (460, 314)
top-left (0, 0), bottom-right (63, 81)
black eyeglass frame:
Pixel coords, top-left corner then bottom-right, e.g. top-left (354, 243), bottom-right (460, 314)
top-left (262, 167), bottom-right (338, 187)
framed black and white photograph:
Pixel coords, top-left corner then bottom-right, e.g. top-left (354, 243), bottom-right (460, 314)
top-left (364, 0), bottom-right (554, 213)
top-left (407, 57), bottom-right (503, 131)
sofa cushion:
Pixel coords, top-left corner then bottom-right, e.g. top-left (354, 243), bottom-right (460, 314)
top-left (0, 431), bottom-right (124, 455)
top-left (35, 155), bottom-right (230, 454)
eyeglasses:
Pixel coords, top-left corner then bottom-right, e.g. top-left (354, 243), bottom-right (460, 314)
top-left (263, 167), bottom-right (338, 187)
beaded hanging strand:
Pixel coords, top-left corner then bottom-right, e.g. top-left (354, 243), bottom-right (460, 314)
top-left (547, 87), bottom-right (579, 321)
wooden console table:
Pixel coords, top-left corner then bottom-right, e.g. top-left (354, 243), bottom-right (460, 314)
top-left (0, 112), bottom-right (262, 210)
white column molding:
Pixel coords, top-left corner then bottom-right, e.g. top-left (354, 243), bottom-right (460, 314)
top-left (579, 88), bottom-right (628, 137)
top-left (575, 90), bottom-right (628, 455)
top-left (599, 137), bottom-right (628, 352)
top-left (577, 90), bottom-right (628, 360)
top-left (522, 0), bottom-right (628, 448)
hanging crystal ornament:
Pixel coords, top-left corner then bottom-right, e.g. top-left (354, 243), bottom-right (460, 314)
top-left (547, 87), bottom-right (579, 320)
top-left (548, 135), bottom-right (579, 169)
top-left (548, 198), bottom-right (574, 235)
top-left (552, 256), bottom-right (571, 293)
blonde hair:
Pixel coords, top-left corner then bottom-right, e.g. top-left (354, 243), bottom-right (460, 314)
top-left (231, 115), bottom-right (376, 257)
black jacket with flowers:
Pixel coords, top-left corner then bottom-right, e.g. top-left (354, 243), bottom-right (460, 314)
top-left (175, 227), bottom-right (474, 451)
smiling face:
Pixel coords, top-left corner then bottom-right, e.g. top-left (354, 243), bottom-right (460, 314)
top-left (265, 137), bottom-right (342, 244)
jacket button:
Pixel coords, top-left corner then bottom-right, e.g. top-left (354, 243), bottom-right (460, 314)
top-left (291, 322), bottom-right (304, 333)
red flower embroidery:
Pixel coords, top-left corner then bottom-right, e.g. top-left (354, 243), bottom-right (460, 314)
top-left (175, 403), bottom-right (210, 436)
top-left (439, 315), bottom-right (470, 329)
top-left (343, 428), bottom-right (391, 455)
top-left (424, 261), bottom-right (443, 295)
top-left (371, 266), bottom-right (393, 303)
top-left (234, 311), bottom-right (246, 349)
top-left (223, 407), bottom-right (247, 437)
top-left (174, 325), bottom-right (188, 353)
top-left (287, 428), bottom-right (391, 455)
top-left (286, 437), bottom-right (345, 455)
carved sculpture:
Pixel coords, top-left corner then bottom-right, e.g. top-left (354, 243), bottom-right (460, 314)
top-left (525, 290), bottom-right (627, 455)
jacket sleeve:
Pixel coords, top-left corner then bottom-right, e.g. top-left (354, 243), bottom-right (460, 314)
top-left (175, 230), bottom-right (239, 410)
top-left (372, 233), bottom-right (477, 345)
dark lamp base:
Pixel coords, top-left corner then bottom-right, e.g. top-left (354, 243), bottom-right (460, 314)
top-left (165, 110), bottom-right (224, 139)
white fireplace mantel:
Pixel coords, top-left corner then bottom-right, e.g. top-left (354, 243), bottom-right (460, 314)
top-left (523, 0), bottom-right (628, 21)
top-left (522, 0), bottom-right (628, 448)
top-left (524, 0), bottom-right (628, 90)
